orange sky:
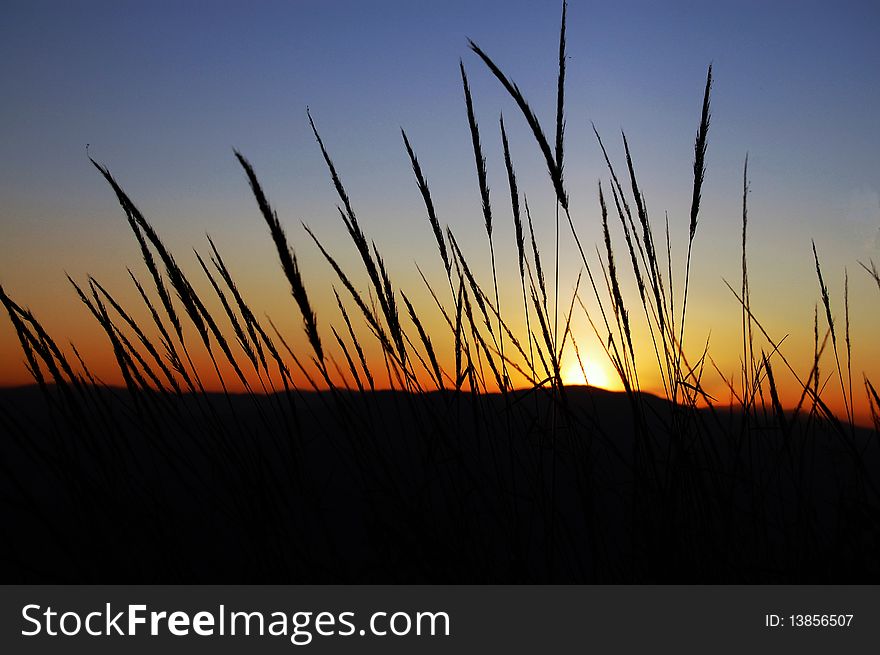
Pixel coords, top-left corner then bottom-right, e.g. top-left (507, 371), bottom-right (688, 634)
top-left (2, 213), bottom-right (877, 428)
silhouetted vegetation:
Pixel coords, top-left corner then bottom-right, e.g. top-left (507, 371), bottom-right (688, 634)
top-left (2, 2), bottom-right (878, 582)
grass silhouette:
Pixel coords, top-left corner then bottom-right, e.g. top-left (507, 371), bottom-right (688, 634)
top-left (1, 2), bottom-right (878, 582)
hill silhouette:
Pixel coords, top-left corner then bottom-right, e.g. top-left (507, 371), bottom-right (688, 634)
top-left (2, 384), bottom-right (877, 583)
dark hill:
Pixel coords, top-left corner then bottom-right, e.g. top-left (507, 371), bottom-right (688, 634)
top-left (1, 384), bottom-right (878, 582)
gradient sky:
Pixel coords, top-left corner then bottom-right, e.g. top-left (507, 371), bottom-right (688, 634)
top-left (2, 0), bottom-right (879, 422)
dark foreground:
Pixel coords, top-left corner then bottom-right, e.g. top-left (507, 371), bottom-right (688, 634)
top-left (1, 384), bottom-right (878, 582)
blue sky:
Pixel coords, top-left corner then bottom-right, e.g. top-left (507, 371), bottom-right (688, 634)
top-left (2, 0), bottom-right (877, 251)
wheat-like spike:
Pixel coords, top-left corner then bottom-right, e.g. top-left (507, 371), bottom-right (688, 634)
top-left (468, 40), bottom-right (567, 210)
top-left (235, 151), bottom-right (323, 363)
top-left (401, 129), bottom-right (450, 277)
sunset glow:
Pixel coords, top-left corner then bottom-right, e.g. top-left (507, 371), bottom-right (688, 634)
top-left (1, 0), bottom-right (878, 427)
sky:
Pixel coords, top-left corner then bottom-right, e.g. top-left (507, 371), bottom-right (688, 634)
top-left (1, 0), bottom-right (879, 422)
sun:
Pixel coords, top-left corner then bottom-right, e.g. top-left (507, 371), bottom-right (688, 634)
top-left (561, 355), bottom-right (619, 391)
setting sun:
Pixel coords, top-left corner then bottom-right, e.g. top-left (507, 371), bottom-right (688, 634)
top-left (562, 354), bottom-right (620, 391)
